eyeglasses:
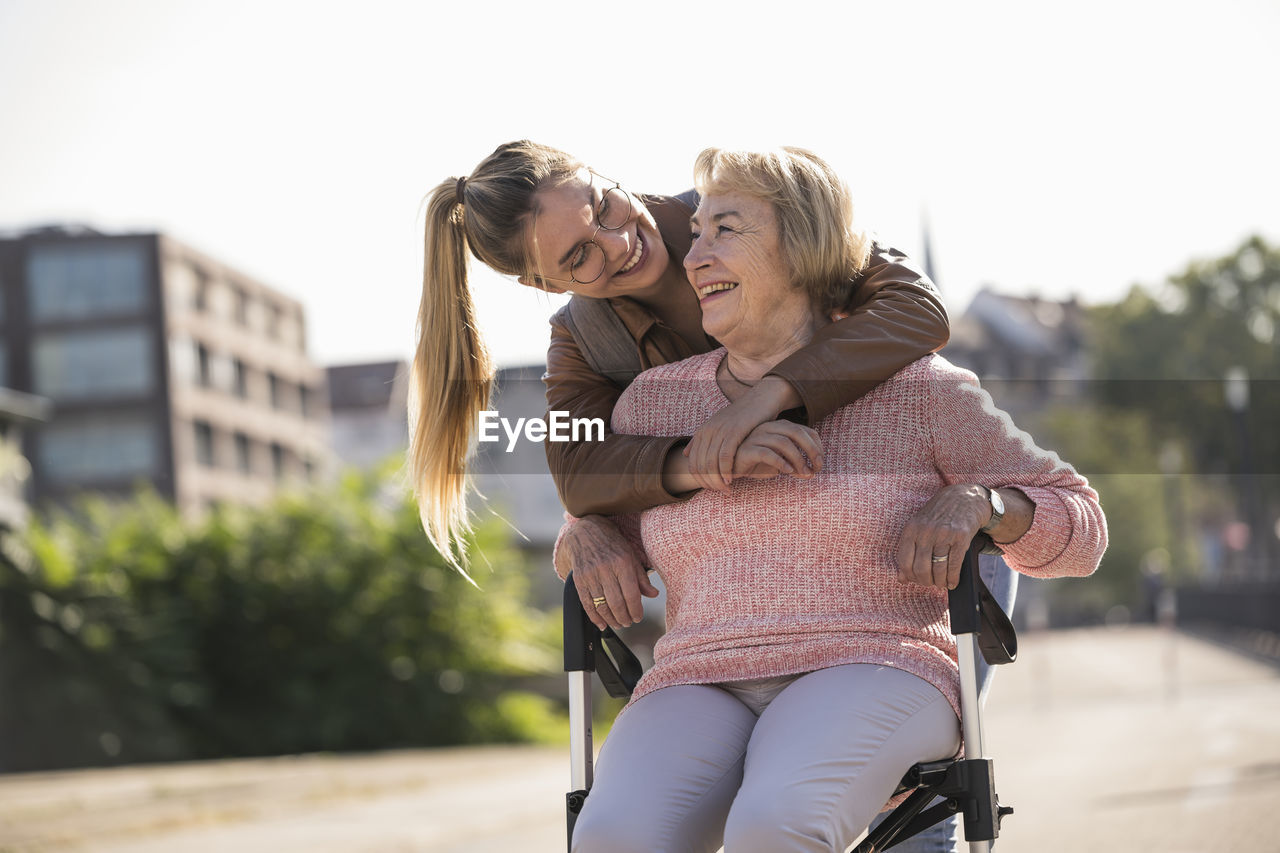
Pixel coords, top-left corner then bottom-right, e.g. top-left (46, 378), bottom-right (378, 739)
top-left (534, 172), bottom-right (634, 287)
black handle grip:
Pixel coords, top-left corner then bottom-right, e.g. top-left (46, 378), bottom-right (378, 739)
top-left (563, 572), bottom-right (598, 674)
top-left (947, 537), bottom-right (987, 636)
top-left (562, 572), bottom-right (644, 697)
top-left (948, 534), bottom-right (1018, 665)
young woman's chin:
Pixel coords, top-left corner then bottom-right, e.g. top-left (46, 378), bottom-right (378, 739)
top-left (598, 225), bottom-right (669, 298)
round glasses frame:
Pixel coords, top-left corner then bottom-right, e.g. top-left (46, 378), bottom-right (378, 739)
top-left (533, 172), bottom-right (634, 287)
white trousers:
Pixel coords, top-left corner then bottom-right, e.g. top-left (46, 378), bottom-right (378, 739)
top-left (571, 664), bottom-right (960, 853)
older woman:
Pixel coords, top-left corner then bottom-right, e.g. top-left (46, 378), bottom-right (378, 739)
top-left (566, 147), bottom-right (1107, 853)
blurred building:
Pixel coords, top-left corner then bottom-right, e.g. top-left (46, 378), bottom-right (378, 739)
top-left (326, 359), bottom-right (409, 470)
top-left (0, 224), bottom-right (331, 515)
top-left (471, 365), bottom-right (566, 605)
top-left (944, 287), bottom-right (1089, 418)
top-left (0, 387), bottom-right (51, 529)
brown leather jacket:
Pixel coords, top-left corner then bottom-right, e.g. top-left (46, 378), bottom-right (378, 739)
top-left (542, 192), bottom-right (950, 517)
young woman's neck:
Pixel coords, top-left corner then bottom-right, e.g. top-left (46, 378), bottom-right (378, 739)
top-left (630, 257), bottom-right (699, 315)
top-left (627, 258), bottom-right (708, 351)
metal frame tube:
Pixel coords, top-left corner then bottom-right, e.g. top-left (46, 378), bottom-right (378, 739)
top-left (956, 633), bottom-right (985, 761)
top-left (956, 633), bottom-right (991, 853)
top-left (568, 671), bottom-right (593, 792)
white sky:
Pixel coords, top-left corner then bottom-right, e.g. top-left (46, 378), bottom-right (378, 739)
top-left (2, 0), bottom-right (1277, 368)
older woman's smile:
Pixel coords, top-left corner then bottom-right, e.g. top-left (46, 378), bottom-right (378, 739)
top-left (696, 281), bottom-right (739, 301)
top-left (684, 190), bottom-right (810, 349)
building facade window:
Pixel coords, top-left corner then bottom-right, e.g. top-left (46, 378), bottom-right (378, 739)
top-left (234, 288), bottom-right (249, 325)
top-left (196, 342), bottom-right (212, 387)
top-left (194, 420), bottom-right (215, 466)
top-left (234, 432), bottom-right (252, 473)
top-left (268, 371), bottom-right (281, 409)
top-left (193, 269), bottom-right (210, 312)
top-left (277, 309), bottom-right (303, 351)
top-left (270, 441), bottom-right (285, 480)
top-left (33, 327), bottom-right (154, 399)
top-left (233, 358), bottom-right (248, 398)
top-left (27, 242), bottom-right (149, 322)
top-left (266, 303), bottom-right (283, 339)
top-left (37, 415), bottom-right (158, 483)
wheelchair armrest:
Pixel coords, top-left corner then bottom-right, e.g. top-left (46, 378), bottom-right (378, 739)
top-left (562, 572), bottom-right (644, 699)
top-left (949, 536), bottom-right (1017, 666)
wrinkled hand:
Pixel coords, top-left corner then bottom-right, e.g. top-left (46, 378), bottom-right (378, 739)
top-left (686, 400), bottom-right (823, 491)
top-left (895, 484), bottom-right (991, 589)
top-left (556, 515), bottom-right (658, 631)
top-left (685, 389), bottom-right (782, 490)
top-left (731, 421), bottom-right (823, 481)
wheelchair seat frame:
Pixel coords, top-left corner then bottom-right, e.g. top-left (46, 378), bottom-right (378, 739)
top-left (562, 536), bottom-right (1015, 852)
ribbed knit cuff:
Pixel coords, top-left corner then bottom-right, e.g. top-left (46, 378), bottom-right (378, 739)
top-left (997, 486), bottom-right (1071, 573)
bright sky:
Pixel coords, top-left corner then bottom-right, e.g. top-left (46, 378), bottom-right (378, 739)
top-left (2, 0), bottom-right (1277, 368)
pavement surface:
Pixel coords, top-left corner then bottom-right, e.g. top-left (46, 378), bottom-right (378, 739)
top-left (1, 625), bottom-right (1277, 852)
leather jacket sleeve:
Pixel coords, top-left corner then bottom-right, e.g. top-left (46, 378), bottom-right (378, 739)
top-left (768, 243), bottom-right (950, 424)
top-left (544, 242), bottom-right (949, 518)
top-left (542, 316), bottom-right (690, 517)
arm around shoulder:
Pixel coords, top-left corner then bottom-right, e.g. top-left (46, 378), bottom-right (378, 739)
top-left (769, 243), bottom-right (950, 425)
top-left (543, 315), bottom-right (690, 517)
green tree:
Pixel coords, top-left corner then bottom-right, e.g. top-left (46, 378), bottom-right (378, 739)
top-left (1090, 235), bottom-right (1280, 476)
top-left (1085, 234), bottom-right (1280, 581)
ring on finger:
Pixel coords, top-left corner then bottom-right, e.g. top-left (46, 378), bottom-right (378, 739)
top-left (931, 554), bottom-right (949, 563)
top-left (591, 596), bottom-right (608, 609)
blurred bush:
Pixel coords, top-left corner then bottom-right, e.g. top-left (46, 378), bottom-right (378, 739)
top-left (0, 471), bottom-right (563, 772)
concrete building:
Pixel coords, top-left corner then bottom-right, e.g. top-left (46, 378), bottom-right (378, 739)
top-left (326, 360), bottom-right (409, 471)
top-left (0, 225), bottom-right (331, 515)
top-left (471, 365), bottom-right (568, 604)
top-left (0, 387), bottom-right (51, 530)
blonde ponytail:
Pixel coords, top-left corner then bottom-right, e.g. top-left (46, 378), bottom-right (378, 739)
top-left (408, 180), bottom-right (492, 574)
top-left (409, 141), bottom-right (582, 572)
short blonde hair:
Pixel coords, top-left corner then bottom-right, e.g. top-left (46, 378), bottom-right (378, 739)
top-left (693, 146), bottom-right (871, 314)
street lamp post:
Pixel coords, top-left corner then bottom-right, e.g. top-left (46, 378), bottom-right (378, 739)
top-left (1158, 441), bottom-right (1188, 580)
top-left (1224, 367), bottom-right (1264, 580)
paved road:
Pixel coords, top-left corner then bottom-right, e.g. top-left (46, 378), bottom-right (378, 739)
top-left (1, 626), bottom-right (1277, 852)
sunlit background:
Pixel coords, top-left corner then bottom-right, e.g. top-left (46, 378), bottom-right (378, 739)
top-left (0, 1), bottom-right (1277, 850)
top-left (3, 0), bottom-right (1278, 367)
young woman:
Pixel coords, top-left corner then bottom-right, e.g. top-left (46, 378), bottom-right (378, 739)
top-left (411, 140), bottom-right (948, 572)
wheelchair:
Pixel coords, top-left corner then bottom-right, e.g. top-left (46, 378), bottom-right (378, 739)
top-left (562, 537), bottom-right (1017, 852)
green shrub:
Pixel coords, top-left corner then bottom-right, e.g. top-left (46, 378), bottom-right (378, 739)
top-left (0, 473), bottom-right (562, 772)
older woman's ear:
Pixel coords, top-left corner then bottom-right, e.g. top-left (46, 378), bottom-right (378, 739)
top-left (831, 309), bottom-right (850, 322)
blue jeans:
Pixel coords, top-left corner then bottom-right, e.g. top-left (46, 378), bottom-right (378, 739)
top-left (864, 554), bottom-right (1018, 852)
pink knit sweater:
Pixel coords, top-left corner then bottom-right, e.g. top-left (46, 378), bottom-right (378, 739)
top-left (608, 351), bottom-right (1107, 718)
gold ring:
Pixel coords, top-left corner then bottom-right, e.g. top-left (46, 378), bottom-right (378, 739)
top-left (591, 596), bottom-right (608, 608)
top-left (931, 554), bottom-right (949, 563)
